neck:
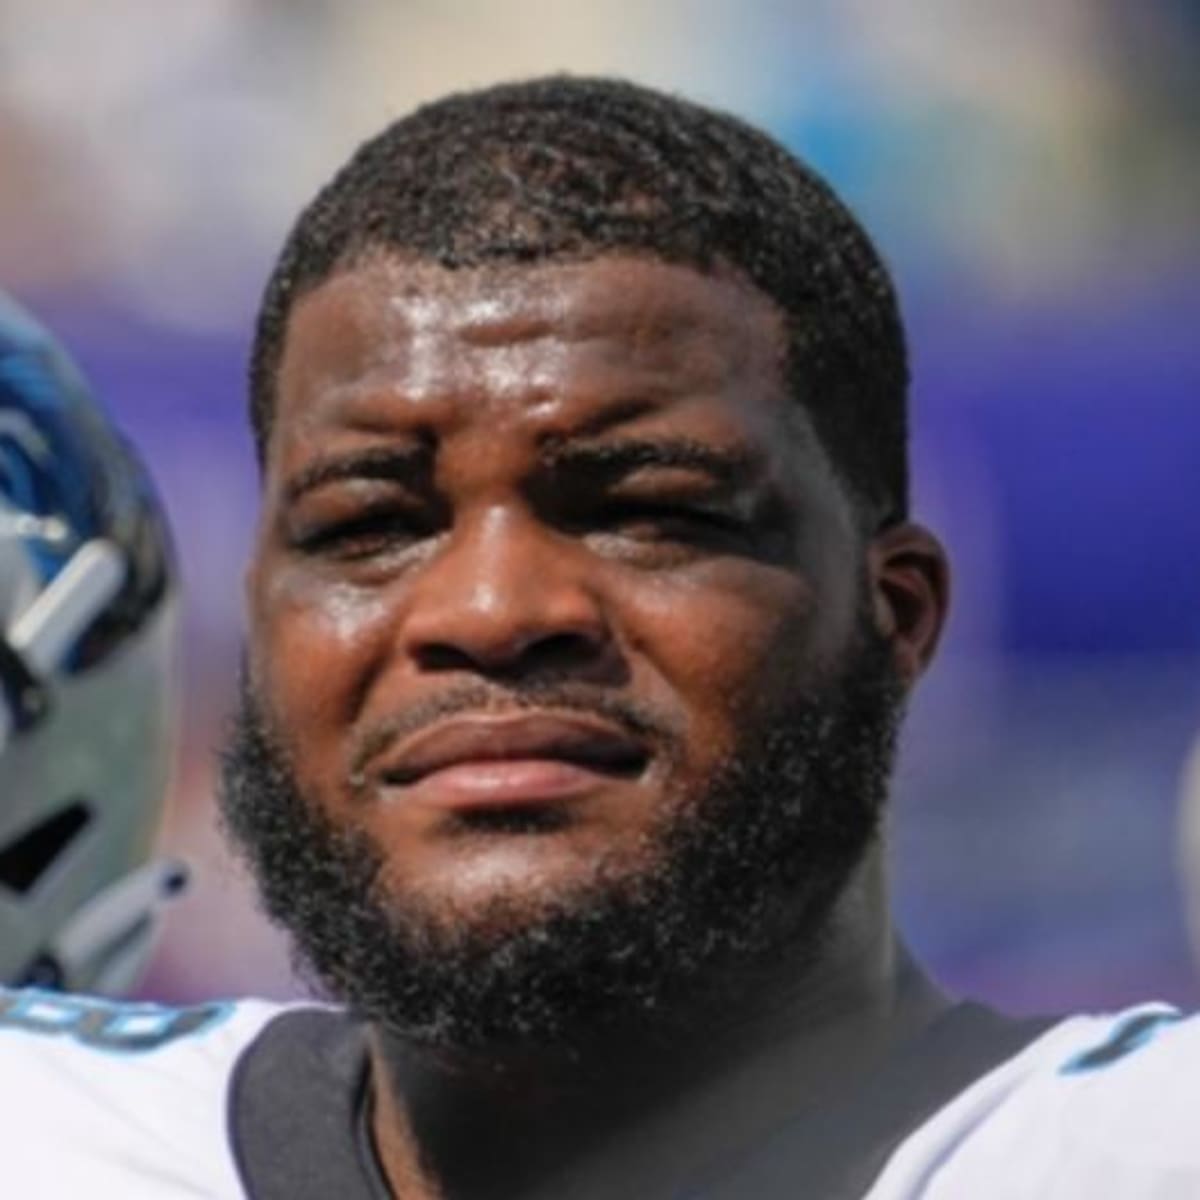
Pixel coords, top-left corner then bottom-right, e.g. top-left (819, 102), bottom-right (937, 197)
top-left (367, 848), bottom-right (947, 1199)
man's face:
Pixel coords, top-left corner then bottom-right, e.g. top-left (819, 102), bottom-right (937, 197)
top-left (229, 254), bottom-right (905, 1047)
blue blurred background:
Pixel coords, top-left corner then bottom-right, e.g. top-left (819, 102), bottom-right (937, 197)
top-left (2, 0), bottom-right (1197, 1012)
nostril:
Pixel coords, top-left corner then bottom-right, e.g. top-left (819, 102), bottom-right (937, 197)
top-left (415, 643), bottom-right (484, 673)
top-left (532, 630), bottom-right (602, 663)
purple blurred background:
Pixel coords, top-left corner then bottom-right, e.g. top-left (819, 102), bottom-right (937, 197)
top-left (3, 0), bottom-right (1198, 1013)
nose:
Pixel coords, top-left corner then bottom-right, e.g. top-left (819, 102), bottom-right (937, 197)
top-left (399, 506), bottom-right (613, 678)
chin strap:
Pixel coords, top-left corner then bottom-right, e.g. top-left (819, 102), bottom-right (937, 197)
top-left (0, 537), bottom-right (125, 754)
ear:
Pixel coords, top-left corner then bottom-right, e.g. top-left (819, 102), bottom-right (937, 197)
top-left (866, 521), bottom-right (950, 688)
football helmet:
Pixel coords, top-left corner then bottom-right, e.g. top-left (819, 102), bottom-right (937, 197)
top-left (0, 292), bottom-right (184, 995)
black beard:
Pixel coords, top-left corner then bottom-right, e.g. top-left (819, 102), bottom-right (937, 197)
top-left (218, 631), bottom-right (904, 1055)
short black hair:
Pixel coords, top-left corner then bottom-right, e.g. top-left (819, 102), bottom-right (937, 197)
top-left (251, 75), bottom-right (909, 524)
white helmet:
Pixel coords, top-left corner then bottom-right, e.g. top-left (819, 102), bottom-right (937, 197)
top-left (0, 292), bottom-right (184, 995)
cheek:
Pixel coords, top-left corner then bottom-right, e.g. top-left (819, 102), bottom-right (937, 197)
top-left (250, 564), bottom-right (393, 768)
top-left (622, 561), bottom-right (837, 760)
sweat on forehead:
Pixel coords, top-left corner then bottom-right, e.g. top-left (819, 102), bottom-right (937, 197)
top-left (249, 74), bottom-right (910, 524)
top-left (267, 256), bottom-right (810, 502)
top-left (274, 254), bottom-right (786, 408)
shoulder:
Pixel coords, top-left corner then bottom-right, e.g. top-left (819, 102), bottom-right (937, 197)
top-left (870, 1004), bottom-right (1200, 1199)
top-left (0, 986), bottom-right (332, 1198)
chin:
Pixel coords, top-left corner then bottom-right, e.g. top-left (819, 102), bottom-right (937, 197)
top-left (379, 830), bottom-right (656, 934)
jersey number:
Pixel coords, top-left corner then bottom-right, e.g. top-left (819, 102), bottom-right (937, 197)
top-left (0, 988), bottom-right (229, 1053)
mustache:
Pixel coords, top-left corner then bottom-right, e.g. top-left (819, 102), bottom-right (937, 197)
top-left (346, 682), bottom-right (682, 785)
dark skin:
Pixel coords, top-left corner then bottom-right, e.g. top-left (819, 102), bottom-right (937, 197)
top-left (249, 253), bottom-right (950, 1198)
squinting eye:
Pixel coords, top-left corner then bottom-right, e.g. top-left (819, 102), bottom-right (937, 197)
top-left (603, 502), bottom-right (746, 543)
top-left (291, 509), bottom-right (433, 561)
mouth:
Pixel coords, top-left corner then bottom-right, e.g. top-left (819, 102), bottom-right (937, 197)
top-left (371, 711), bottom-right (650, 811)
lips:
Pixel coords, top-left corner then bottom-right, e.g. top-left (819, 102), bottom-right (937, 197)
top-left (371, 712), bottom-right (649, 810)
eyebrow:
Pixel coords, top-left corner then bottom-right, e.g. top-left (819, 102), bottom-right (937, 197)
top-left (282, 444), bottom-right (431, 503)
top-left (544, 437), bottom-right (761, 489)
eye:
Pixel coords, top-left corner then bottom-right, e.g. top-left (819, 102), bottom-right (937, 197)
top-left (289, 504), bottom-right (436, 561)
top-left (600, 500), bottom-right (748, 547)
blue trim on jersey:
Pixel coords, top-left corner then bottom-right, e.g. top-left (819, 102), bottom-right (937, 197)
top-left (1059, 1009), bottom-right (1186, 1075)
top-left (0, 986), bottom-right (234, 1054)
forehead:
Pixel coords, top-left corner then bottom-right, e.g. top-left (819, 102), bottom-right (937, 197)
top-left (273, 254), bottom-right (791, 446)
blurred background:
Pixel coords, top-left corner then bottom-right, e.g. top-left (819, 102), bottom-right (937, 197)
top-left (2, 0), bottom-right (1197, 1013)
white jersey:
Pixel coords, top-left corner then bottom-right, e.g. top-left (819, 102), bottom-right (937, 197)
top-left (866, 1006), bottom-right (1199, 1200)
top-left (0, 986), bottom-right (1196, 1198)
top-left (0, 988), bottom-right (280, 1198)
